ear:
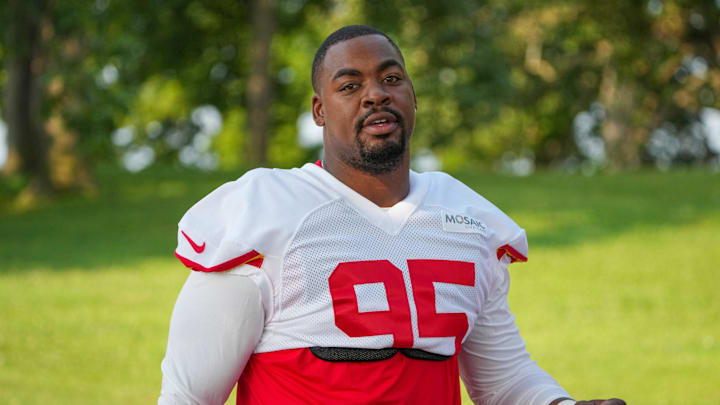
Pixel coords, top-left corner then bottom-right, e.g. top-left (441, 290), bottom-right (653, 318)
top-left (312, 94), bottom-right (325, 126)
top-left (411, 82), bottom-right (418, 110)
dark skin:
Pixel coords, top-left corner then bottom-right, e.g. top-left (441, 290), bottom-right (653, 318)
top-left (312, 34), bottom-right (626, 405)
top-left (551, 399), bottom-right (627, 405)
top-left (312, 34), bottom-right (416, 207)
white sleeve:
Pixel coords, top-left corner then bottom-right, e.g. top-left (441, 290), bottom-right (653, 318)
top-left (158, 271), bottom-right (264, 405)
top-left (459, 256), bottom-right (571, 405)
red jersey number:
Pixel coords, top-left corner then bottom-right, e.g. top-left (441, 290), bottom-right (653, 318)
top-left (328, 259), bottom-right (475, 354)
top-left (328, 260), bottom-right (413, 347)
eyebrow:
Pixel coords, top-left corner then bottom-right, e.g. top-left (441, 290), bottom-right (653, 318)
top-left (377, 59), bottom-right (403, 73)
top-left (332, 68), bottom-right (361, 82)
top-left (331, 59), bottom-right (404, 82)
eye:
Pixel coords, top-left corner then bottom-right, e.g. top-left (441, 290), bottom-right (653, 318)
top-left (384, 75), bottom-right (401, 84)
top-left (340, 83), bottom-right (359, 92)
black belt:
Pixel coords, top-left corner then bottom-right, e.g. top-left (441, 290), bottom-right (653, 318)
top-left (310, 347), bottom-right (451, 362)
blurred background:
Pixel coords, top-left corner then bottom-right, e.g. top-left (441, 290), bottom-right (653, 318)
top-left (0, 0), bottom-right (718, 404)
top-left (1, 0), bottom-right (720, 195)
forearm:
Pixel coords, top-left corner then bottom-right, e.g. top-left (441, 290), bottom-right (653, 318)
top-left (459, 261), bottom-right (570, 405)
top-left (460, 342), bottom-right (570, 405)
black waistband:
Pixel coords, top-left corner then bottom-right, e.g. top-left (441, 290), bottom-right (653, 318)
top-left (309, 347), bottom-right (451, 362)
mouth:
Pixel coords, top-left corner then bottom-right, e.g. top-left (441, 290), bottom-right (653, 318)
top-left (360, 110), bottom-right (400, 136)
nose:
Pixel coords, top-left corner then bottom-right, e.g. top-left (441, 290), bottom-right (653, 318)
top-left (362, 81), bottom-right (391, 108)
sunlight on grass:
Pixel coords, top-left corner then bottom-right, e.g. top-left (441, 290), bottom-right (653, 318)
top-left (510, 217), bottom-right (720, 405)
top-left (0, 259), bottom-right (186, 404)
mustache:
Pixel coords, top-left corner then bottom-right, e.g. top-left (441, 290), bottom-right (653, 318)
top-left (355, 106), bottom-right (404, 134)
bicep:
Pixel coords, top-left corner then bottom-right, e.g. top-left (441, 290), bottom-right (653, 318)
top-left (159, 271), bottom-right (264, 405)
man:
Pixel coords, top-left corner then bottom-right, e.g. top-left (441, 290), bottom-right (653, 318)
top-left (159, 25), bottom-right (626, 405)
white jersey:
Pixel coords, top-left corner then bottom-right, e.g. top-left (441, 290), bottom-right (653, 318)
top-left (175, 163), bottom-right (526, 354)
top-left (162, 162), bottom-right (570, 405)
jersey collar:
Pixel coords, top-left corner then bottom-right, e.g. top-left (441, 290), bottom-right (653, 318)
top-left (301, 163), bottom-right (429, 235)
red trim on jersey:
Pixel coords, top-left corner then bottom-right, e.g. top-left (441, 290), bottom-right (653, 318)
top-left (314, 159), bottom-right (322, 167)
top-left (174, 250), bottom-right (264, 272)
top-left (245, 256), bottom-right (264, 268)
top-left (236, 348), bottom-right (461, 405)
top-left (496, 244), bottom-right (528, 263)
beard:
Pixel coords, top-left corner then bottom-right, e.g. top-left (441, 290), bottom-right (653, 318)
top-left (342, 107), bottom-right (408, 175)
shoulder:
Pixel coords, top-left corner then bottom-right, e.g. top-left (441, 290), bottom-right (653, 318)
top-left (419, 171), bottom-right (528, 263)
top-left (175, 166), bottom-right (337, 272)
top-left (179, 167), bottom-right (330, 233)
top-left (419, 171), bottom-right (510, 221)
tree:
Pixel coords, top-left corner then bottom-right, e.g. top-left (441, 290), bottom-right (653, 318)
top-left (3, 0), bottom-right (718, 196)
top-left (2, 0), bottom-right (53, 195)
top-left (247, 0), bottom-right (275, 166)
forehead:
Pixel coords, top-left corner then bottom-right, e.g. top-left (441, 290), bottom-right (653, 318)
top-left (320, 35), bottom-right (403, 80)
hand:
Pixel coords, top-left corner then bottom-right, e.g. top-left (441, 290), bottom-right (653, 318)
top-left (551, 399), bottom-right (626, 405)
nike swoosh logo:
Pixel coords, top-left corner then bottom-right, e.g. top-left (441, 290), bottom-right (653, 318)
top-left (181, 230), bottom-right (206, 253)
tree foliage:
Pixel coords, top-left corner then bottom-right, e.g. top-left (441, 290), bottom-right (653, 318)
top-left (1, 0), bottom-right (719, 199)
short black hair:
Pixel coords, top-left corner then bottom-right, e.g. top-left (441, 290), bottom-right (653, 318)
top-left (311, 25), bottom-right (405, 92)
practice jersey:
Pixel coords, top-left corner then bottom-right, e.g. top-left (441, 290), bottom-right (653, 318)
top-left (169, 162), bottom-right (563, 405)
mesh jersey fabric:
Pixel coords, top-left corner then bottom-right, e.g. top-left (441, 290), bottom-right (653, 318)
top-left (174, 163), bottom-right (527, 357)
top-left (169, 163), bottom-right (561, 405)
top-left (262, 201), bottom-right (489, 355)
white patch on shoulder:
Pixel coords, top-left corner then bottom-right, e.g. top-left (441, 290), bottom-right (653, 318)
top-left (441, 211), bottom-right (488, 236)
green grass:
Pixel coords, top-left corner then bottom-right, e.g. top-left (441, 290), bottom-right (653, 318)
top-left (1, 167), bottom-right (719, 404)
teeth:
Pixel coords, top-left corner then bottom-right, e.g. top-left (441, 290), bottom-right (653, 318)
top-left (372, 119), bottom-right (388, 124)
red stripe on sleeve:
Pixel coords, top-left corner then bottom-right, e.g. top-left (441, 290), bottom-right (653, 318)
top-left (245, 256), bottom-right (264, 268)
top-left (174, 250), bottom-right (264, 272)
top-left (496, 244), bottom-right (528, 263)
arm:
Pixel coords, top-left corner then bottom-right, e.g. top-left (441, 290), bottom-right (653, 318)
top-left (158, 271), bottom-right (264, 405)
top-left (459, 256), bottom-right (571, 405)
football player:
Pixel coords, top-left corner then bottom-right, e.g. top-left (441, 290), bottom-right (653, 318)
top-left (158, 25), bottom-right (626, 405)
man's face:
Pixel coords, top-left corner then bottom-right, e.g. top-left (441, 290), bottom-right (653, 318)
top-left (312, 35), bottom-right (416, 174)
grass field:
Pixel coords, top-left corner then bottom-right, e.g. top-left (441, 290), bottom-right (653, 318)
top-left (1, 166), bottom-right (718, 404)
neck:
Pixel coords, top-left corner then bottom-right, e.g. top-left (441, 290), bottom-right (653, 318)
top-left (322, 155), bottom-right (410, 207)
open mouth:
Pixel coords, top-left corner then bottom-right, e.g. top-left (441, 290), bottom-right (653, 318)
top-left (361, 111), bottom-right (400, 136)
